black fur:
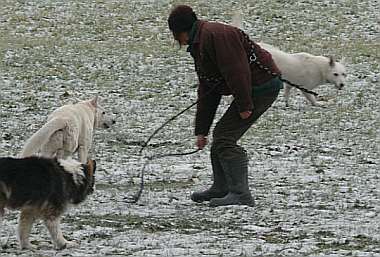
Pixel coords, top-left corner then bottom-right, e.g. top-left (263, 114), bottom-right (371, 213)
top-left (0, 156), bottom-right (95, 215)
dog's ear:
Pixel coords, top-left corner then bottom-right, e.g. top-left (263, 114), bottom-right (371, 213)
top-left (231, 9), bottom-right (243, 29)
top-left (328, 56), bottom-right (335, 67)
top-left (340, 57), bottom-right (346, 65)
top-left (90, 96), bottom-right (98, 107)
top-left (86, 159), bottom-right (96, 177)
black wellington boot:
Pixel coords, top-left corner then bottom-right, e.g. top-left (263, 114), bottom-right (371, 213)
top-left (209, 156), bottom-right (255, 207)
top-left (191, 152), bottom-right (228, 203)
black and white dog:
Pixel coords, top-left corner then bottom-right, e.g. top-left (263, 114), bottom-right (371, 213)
top-left (0, 156), bottom-right (96, 250)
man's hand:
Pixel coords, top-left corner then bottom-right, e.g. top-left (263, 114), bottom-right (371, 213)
top-left (240, 110), bottom-right (252, 119)
top-left (196, 135), bottom-right (208, 150)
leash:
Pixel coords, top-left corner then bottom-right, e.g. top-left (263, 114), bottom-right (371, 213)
top-left (253, 58), bottom-right (318, 96)
top-left (128, 148), bottom-right (201, 204)
top-left (126, 84), bottom-right (219, 204)
top-left (137, 97), bottom-right (201, 155)
top-left (146, 149), bottom-right (201, 160)
top-left (242, 30), bottom-right (318, 97)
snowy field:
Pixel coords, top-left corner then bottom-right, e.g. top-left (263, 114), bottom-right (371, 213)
top-left (0, 0), bottom-right (379, 256)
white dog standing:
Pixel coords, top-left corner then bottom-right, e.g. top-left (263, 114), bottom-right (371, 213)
top-left (231, 13), bottom-right (347, 106)
top-left (258, 42), bottom-right (347, 106)
top-left (20, 97), bottom-right (115, 163)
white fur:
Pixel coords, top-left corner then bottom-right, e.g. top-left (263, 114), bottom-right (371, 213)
top-left (20, 97), bottom-right (115, 163)
top-left (258, 43), bottom-right (347, 106)
top-left (58, 158), bottom-right (85, 186)
top-left (231, 13), bottom-right (347, 106)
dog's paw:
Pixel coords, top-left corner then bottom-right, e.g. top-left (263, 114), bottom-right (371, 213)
top-left (19, 242), bottom-right (36, 250)
top-left (55, 240), bottom-right (78, 250)
top-left (65, 240), bottom-right (79, 249)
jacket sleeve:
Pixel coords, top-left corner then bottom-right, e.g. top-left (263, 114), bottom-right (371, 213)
top-left (194, 81), bottom-right (221, 136)
top-left (205, 29), bottom-right (253, 112)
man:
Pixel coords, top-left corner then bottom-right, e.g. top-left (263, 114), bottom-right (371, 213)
top-left (168, 5), bottom-right (283, 207)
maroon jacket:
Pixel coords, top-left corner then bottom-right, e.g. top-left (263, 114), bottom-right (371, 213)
top-left (190, 20), bottom-right (280, 136)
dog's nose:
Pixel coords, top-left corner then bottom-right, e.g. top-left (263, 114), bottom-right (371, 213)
top-left (112, 120), bottom-right (116, 124)
top-left (339, 83), bottom-right (344, 89)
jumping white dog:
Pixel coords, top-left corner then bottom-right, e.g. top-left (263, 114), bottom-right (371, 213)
top-left (257, 42), bottom-right (347, 106)
top-left (231, 13), bottom-right (347, 106)
top-left (20, 97), bottom-right (115, 163)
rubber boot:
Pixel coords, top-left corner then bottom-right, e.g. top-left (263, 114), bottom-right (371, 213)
top-left (209, 156), bottom-right (255, 207)
top-left (191, 152), bottom-right (228, 203)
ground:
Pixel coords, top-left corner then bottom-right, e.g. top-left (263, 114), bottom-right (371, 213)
top-left (0, 0), bottom-right (379, 256)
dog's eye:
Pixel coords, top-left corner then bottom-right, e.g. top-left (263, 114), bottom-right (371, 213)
top-left (102, 111), bottom-right (105, 115)
top-left (333, 73), bottom-right (339, 76)
top-left (342, 73), bottom-right (347, 77)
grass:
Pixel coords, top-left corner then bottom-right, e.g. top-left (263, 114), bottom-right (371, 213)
top-left (0, 0), bottom-right (379, 256)
top-left (64, 212), bottom-right (238, 235)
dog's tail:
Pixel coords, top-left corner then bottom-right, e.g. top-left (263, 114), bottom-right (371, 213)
top-left (231, 9), bottom-right (243, 29)
top-left (19, 118), bottom-right (67, 158)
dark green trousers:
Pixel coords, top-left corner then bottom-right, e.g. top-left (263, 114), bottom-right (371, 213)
top-left (194, 77), bottom-right (282, 206)
top-left (211, 77), bottom-right (282, 160)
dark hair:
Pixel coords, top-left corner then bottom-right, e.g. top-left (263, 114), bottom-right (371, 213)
top-left (168, 5), bottom-right (197, 35)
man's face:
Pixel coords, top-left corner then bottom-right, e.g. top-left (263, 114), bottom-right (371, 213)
top-left (173, 32), bottom-right (189, 46)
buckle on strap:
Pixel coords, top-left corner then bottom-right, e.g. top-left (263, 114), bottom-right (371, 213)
top-left (249, 53), bottom-right (257, 63)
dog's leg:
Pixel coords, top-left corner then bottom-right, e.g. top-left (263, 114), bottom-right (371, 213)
top-left (42, 131), bottom-right (64, 158)
top-left (78, 145), bottom-right (88, 163)
top-left (284, 84), bottom-right (291, 107)
top-left (43, 217), bottom-right (77, 250)
top-left (17, 209), bottom-right (36, 249)
top-left (302, 91), bottom-right (321, 106)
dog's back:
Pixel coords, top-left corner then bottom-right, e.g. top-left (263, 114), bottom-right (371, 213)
top-left (258, 43), bottom-right (328, 88)
top-left (0, 157), bottom-right (65, 210)
top-left (20, 97), bottom-right (114, 163)
top-left (0, 156), bottom-right (96, 250)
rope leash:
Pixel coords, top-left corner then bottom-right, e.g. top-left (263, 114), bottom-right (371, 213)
top-left (128, 148), bottom-right (201, 203)
top-left (126, 84), bottom-right (219, 204)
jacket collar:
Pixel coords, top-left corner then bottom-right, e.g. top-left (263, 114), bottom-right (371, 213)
top-left (187, 20), bottom-right (204, 56)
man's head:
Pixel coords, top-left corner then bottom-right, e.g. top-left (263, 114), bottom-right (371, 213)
top-left (168, 5), bottom-right (197, 45)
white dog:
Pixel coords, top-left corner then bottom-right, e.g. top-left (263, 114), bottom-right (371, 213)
top-left (20, 97), bottom-right (115, 163)
top-left (231, 13), bottom-right (347, 106)
top-left (258, 42), bottom-right (347, 106)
